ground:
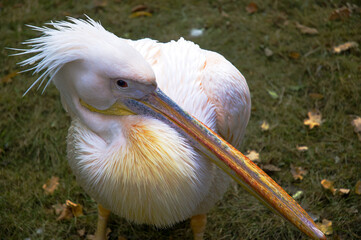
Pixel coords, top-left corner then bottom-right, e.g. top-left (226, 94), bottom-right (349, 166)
top-left (0, 0), bottom-right (360, 239)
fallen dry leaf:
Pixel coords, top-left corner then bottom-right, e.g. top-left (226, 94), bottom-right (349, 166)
top-left (352, 117), bottom-right (361, 132)
top-left (304, 109), bottom-right (322, 129)
top-left (77, 228), bottom-right (86, 237)
top-left (245, 150), bottom-right (260, 162)
top-left (246, 2), bottom-right (258, 14)
top-left (131, 4), bottom-right (148, 13)
top-left (352, 117), bottom-right (361, 142)
top-left (295, 22), bottom-right (318, 35)
top-left (337, 188), bottom-right (350, 196)
top-left (54, 200), bottom-right (84, 221)
top-left (289, 51), bottom-right (300, 59)
top-left (290, 165), bottom-right (308, 181)
top-left (351, 117), bottom-right (361, 133)
top-left (1, 71), bottom-right (19, 84)
top-left (264, 47), bottom-right (273, 57)
top-left (296, 145), bottom-right (308, 152)
top-left (66, 200), bottom-right (84, 217)
top-left (332, 41), bottom-right (358, 54)
top-left (42, 176), bottom-right (59, 195)
top-left (321, 180), bottom-right (351, 196)
top-left (355, 180), bottom-right (361, 195)
top-left (118, 237), bottom-right (127, 240)
top-left (130, 11), bottom-right (152, 18)
top-left (317, 219), bottom-right (333, 235)
top-left (321, 179), bottom-right (336, 195)
top-left (55, 203), bottom-right (73, 221)
top-left (221, 10), bottom-right (230, 18)
top-left (52, 203), bottom-right (65, 215)
top-left (309, 93), bottom-right (324, 100)
top-left (260, 120), bottom-right (270, 131)
top-left (329, 6), bottom-right (351, 21)
top-left (261, 164), bottom-right (281, 172)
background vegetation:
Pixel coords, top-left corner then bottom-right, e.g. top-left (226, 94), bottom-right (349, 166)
top-left (1, 0), bottom-right (360, 239)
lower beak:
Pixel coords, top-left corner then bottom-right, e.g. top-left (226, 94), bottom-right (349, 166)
top-left (86, 88), bottom-right (326, 240)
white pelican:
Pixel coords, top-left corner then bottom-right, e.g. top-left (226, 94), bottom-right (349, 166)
top-left (17, 18), bottom-right (325, 240)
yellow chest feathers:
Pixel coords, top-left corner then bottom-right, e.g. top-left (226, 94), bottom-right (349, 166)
top-left (67, 116), bottom-right (214, 226)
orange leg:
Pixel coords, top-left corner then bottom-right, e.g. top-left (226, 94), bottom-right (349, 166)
top-left (94, 204), bottom-right (111, 240)
top-left (190, 214), bottom-right (207, 240)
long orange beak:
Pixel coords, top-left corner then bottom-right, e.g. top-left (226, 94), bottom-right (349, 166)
top-left (120, 88), bottom-right (326, 240)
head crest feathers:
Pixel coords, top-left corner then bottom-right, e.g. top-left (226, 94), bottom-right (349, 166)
top-left (14, 16), bottom-right (118, 95)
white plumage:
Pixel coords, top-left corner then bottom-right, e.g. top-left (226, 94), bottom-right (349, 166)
top-left (16, 18), bottom-right (250, 238)
top-left (19, 17), bottom-right (251, 228)
top-left (17, 17), bottom-right (327, 240)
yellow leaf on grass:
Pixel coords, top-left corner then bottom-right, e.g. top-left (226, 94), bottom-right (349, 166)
top-left (130, 11), bottom-right (152, 18)
top-left (304, 109), bottom-right (322, 129)
top-left (317, 219), bottom-right (333, 235)
top-left (296, 145), bottom-right (308, 152)
top-left (260, 120), bottom-right (270, 131)
top-left (332, 41), bottom-right (358, 54)
top-left (289, 51), bottom-right (300, 59)
top-left (295, 22), bottom-right (318, 35)
top-left (42, 176), bottom-right (59, 195)
top-left (1, 71), bottom-right (19, 84)
top-left (66, 200), bottom-right (84, 217)
top-left (355, 180), bottom-right (361, 195)
top-left (246, 2), bottom-right (258, 14)
top-left (290, 165), bottom-right (308, 180)
top-left (53, 200), bottom-right (84, 221)
top-left (321, 180), bottom-right (351, 196)
top-left (321, 179), bottom-right (336, 195)
top-left (245, 150), bottom-right (260, 162)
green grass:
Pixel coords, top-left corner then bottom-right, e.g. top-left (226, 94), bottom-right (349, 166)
top-left (1, 0), bottom-right (361, 239)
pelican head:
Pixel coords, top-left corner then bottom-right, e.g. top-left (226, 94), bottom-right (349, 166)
top-left (18, 18), bottom-right (325, 240)
top-left (20, 19), bottom-right (159, 143)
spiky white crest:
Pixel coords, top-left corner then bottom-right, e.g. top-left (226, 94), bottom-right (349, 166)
top-left (16, 17), bottom-right (119, 95)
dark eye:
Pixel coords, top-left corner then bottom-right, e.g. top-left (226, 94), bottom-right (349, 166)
top-left (116, 80), bottom-right (128, 88)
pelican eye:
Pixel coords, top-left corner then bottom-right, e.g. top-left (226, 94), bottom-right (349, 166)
top-left (116, 80), bottom-right (128, 88)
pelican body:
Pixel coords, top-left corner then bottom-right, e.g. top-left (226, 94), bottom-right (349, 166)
top-left (18, 18), bottom-right (325, 240)
top-left (66, 34), bottom-right (249, 227)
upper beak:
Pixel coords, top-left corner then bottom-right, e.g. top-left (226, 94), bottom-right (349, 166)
top-left (84, 87), bottom-right (326, 240)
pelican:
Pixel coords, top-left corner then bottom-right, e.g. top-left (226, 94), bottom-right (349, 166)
top-left (17, 18), bottom-right (325, 240)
